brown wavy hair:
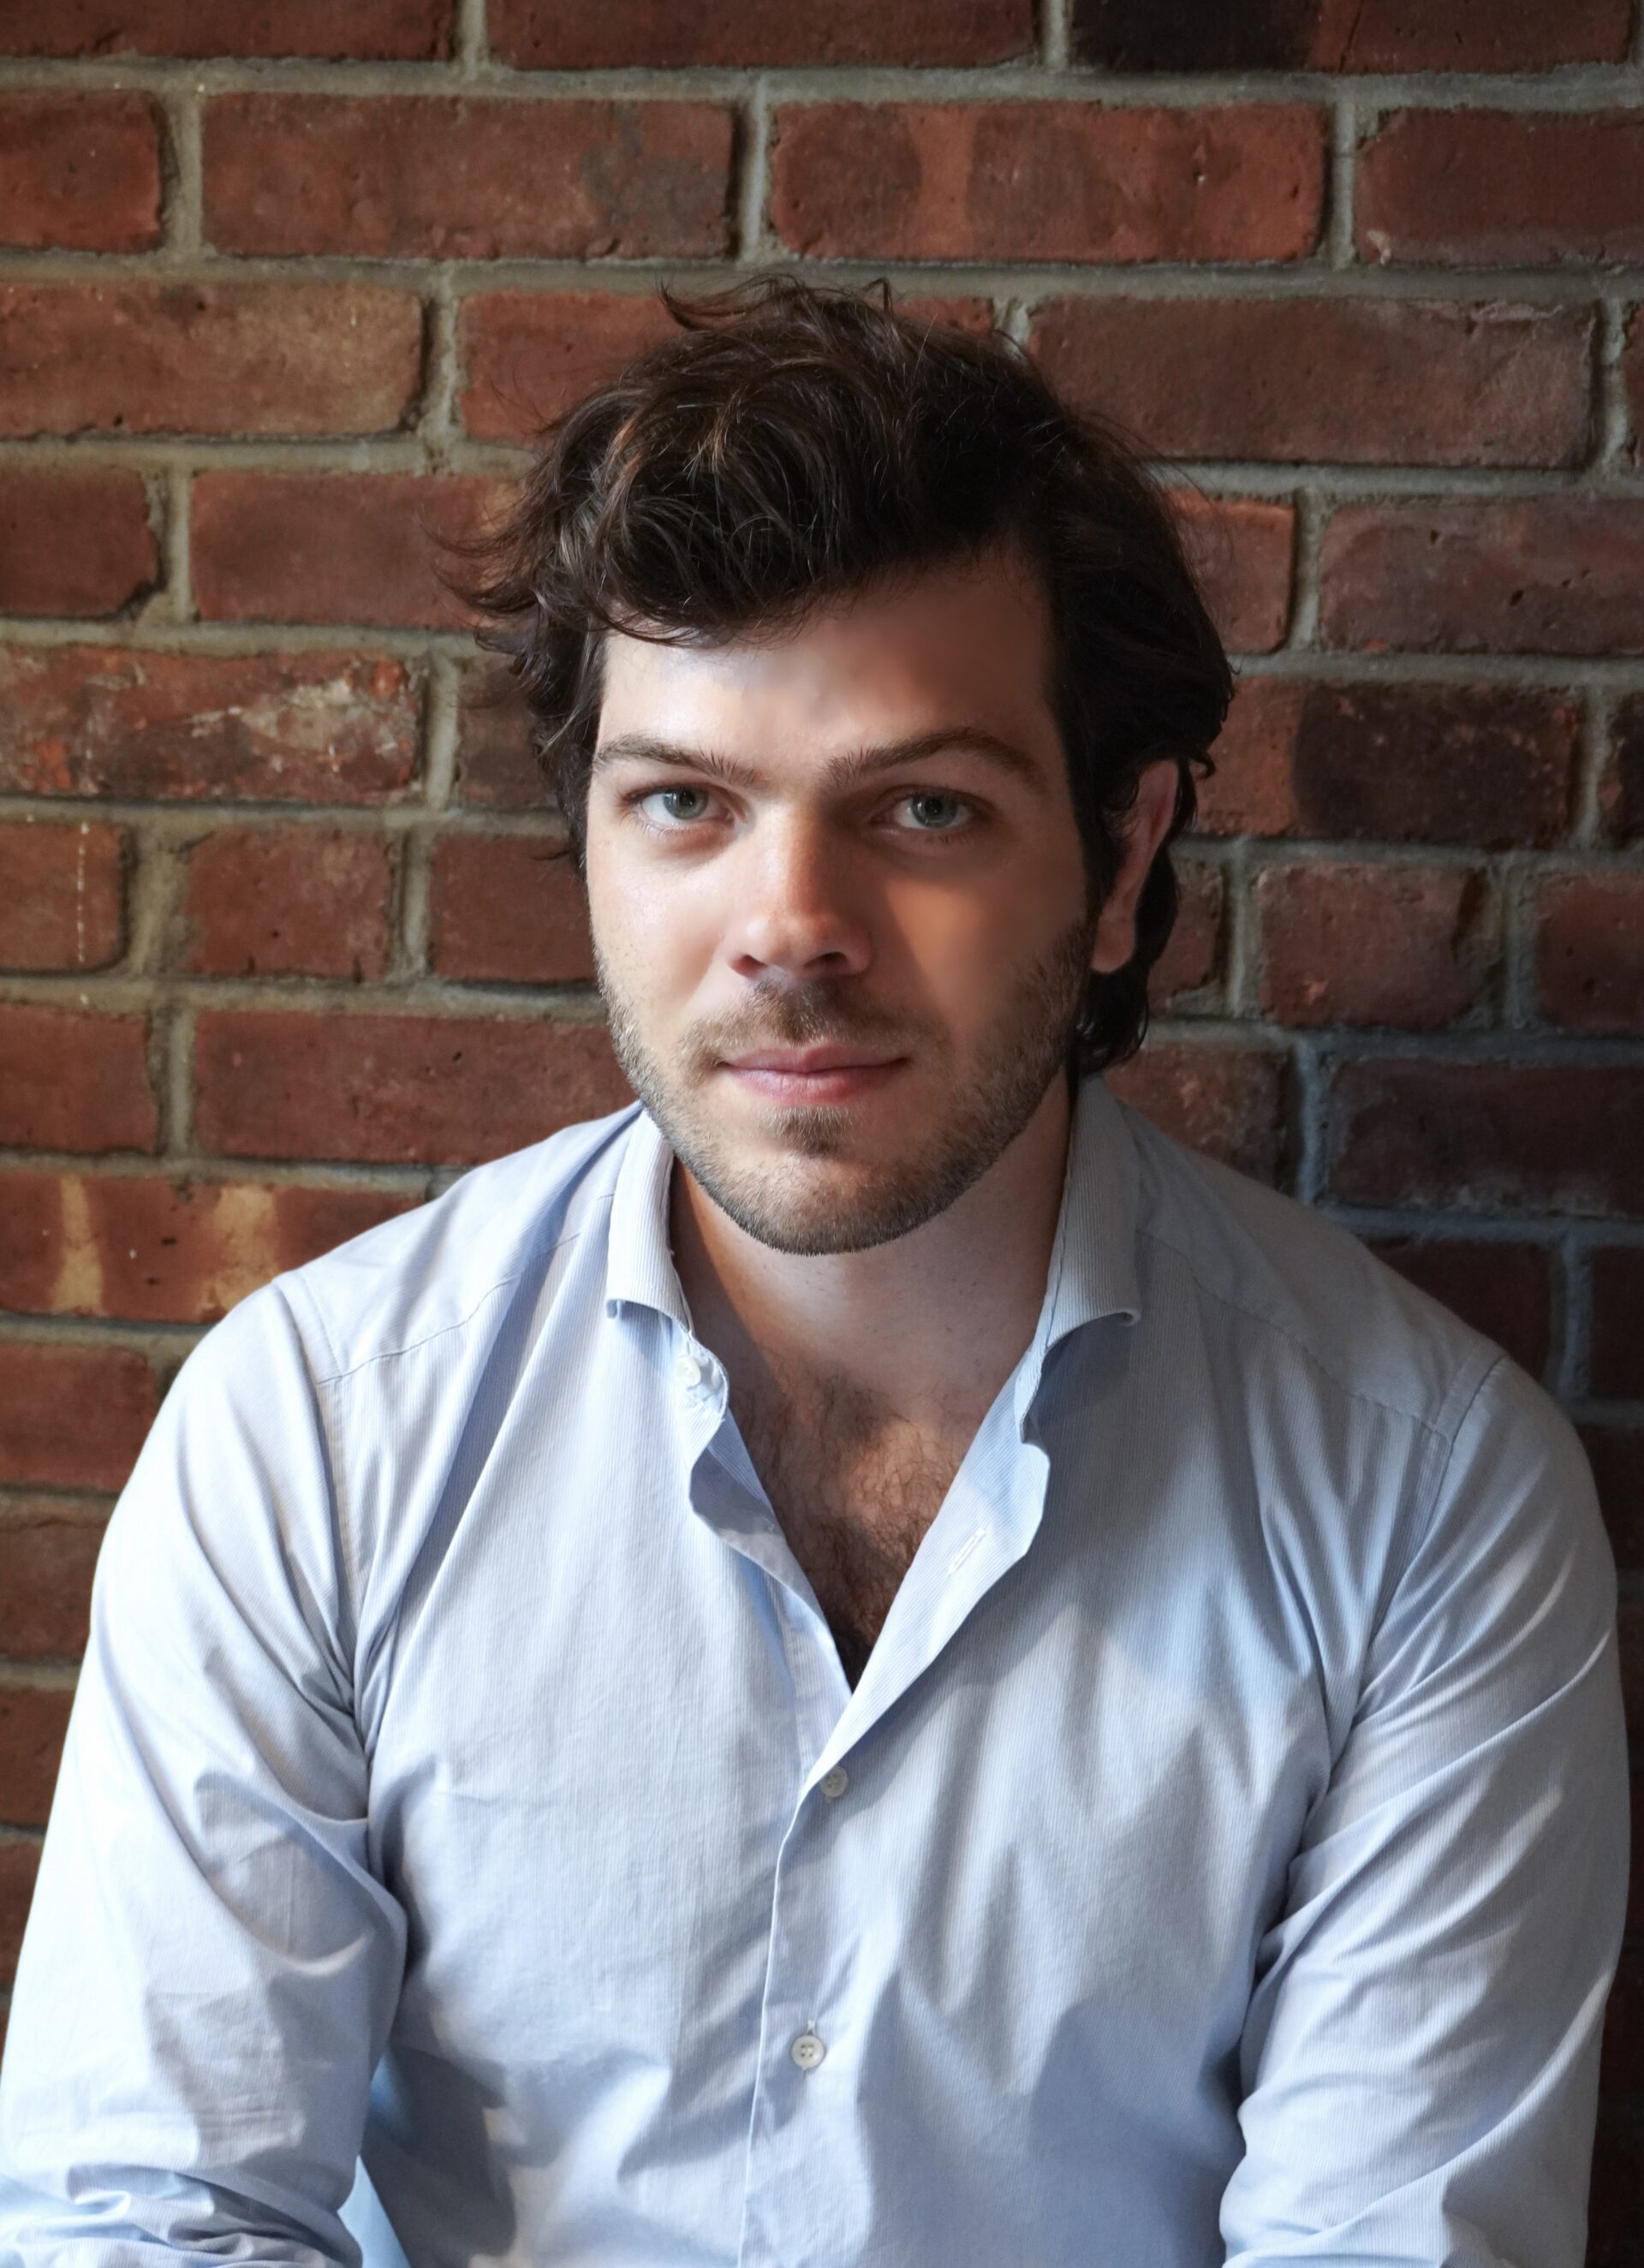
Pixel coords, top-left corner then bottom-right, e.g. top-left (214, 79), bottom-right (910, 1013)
top-left (463, 274), bottom-right (1232, 1074)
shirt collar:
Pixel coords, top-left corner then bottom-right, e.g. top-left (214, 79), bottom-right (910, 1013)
top-left (602, 1074), bottom-right (1142, 1351)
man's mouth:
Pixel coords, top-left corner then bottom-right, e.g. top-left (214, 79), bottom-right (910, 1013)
top-left (719, 1045), bottom-right (907, 1104)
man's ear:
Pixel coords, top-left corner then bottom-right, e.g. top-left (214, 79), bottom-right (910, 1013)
top-left (1089, 761), bottom-right (1182, 976)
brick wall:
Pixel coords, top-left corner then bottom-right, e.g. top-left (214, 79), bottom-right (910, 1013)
top-left (1, 0), bottom-right (1641, 2248)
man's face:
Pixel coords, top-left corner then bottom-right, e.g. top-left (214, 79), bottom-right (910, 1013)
top-left (584, 549), bottom-right (1101, 1256)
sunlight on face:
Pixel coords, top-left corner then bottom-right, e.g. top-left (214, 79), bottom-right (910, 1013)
top-left (583, 551), bottom-right (1096, 1254)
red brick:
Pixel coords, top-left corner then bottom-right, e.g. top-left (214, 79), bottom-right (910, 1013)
top-left (0, 649), bottom-right (422, 806)
top-left (0, 94), bottom-right (161, 253)
top-left (0, 1), bottom-right (453, 57)
top-left (0, 283), bottom-right (422, 440)
top-left (0, 822), bottom-right (125, 973)
top-left (1196, 679), bottom-right (1307, 839)
top-left (1032, 298), bottom-right (1593, 469)
top-left (0, 1342), bottom-right (157, 1493)
top-left (204, 96), bottom-right (733, 261)
top-left (770, 103), bottom-right (1325, 265)
top-left (0, 1173), bottom-right (415, 1326)
top-left (1590, 1250), bottom-right (1644, 1404)
top-left (1601, 1944), bottom-right (1644, 2094)
top-left (1357, 111), bottom-right (1644, 266)
top-left (428, 834), bottom-right (593, 985)
top-left (0, 1500), bottom-right (107, 1658)
top-left (1256, 860), bottom-right (1491, 1028)
top-left (0, 469), bottom-right (155, 618)
top-left (1624, 307), bottom-right (1644, 471)
top-left (459, 292), bottom-right (677, 444)
top-left (1579, 1426), bottom-right (1644, 1570)
top-left (1108, 1044), bottom-right (1289, 1185)
top-left (1535, 875), bottom-right (1644, 1035)
top-left (179, 828), bottom-right (393, 980)
top-left (1174, 494), bottom-right (1294, 655)
top-left (0, 1007), bottom-right (156, 1156)
top-left (1605, 693), bottom-right (1644, 844)
top-left (194, 1010), bottom-right (631, 1168)
top-left (0, 1682), bottom-right (74, 1830)
top-left (456, 670), bottom-right (545, 810)
top-left (192, 474), bottom-right (505, 630)
top-left (1328, 1060), bottom-right (1644, 1217)
top-left (493, 0), bottom-right (1032, 64)
top-left (1150, 859), bottom-right (1222, 1004)
top-left (0, 1839), bottom-right (41, 1986)
top-left (1319, 502), bottom-right (1644, 658)
top-left (1368, 1238), bottom-right (1552, 1380)
top-left (1071, 0), bottom-right (1629, 69)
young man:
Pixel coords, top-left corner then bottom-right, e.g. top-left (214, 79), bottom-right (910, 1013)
top-left (0, 281), bottom-right (1627, 2265)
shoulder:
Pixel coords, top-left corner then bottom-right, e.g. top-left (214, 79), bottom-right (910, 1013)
top-left (265, 1101), bottom-right (645, 1386)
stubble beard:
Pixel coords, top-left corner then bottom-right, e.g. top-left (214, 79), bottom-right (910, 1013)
top-left (597, 919), bottom-right (1096, 1256)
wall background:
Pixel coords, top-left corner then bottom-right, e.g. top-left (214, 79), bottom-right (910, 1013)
top-left (0, 0), bottom-right (1641, 2250)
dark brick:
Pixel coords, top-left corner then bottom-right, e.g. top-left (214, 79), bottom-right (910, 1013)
top-left (1256, 860), bottom-right (1491, 1027)
top-left (1357, 110), bottom-right (1644, 266)
top-left (1589, 1249), bottom-right (1644, 1403)
top-left (1032, 298), bottom-right (1593, 467)
top-left (0, 821), bottom-right (125, 973)
top-left (1108, 1044), bottom-right (1289, 1185)
top-left (771, 102), bottom-right (1326, 264)
top-left (1071, 0), bottom-right (1629, 69)
top-left (1535, 875), bottom-right (1644, 1034)
top-left (428, 835), bottom-right (593, 985)
top-left (0, 1682), bottom-right (74, 1829)
top-left (1605, 693), bottom-right (1644, 843)
top-left (0, 282), bottom-right (422, 440)
top-left (0, 1), bottom-right (454, 57)
top-left (0, 93), bottom-right (161, 252)
top-left (1319, 502), bottom-right (1644, 658)
top-left (492, 0), bottom-right (1033, 64)
top-left (0, 469), bottom-right (155, 616)
top-left (194, 1009), bottom-right (632, 1168)
top-left (1150, 859), bottom-right (1222, 1004)
top-left (0, 649), bottom-right (422, 807)
top-left (179, 828), bottom-right (394, 980)
top-left (204, 96), bottom-right (734, 260)
top-left (0, 1342), bottom-right (157, 1494)
top-left (455, 670), bottom-right (545, 811)
top-left (0, 1499), bottom-right (107, 1658)
top-left (0, 1840), bottom-right (41, 1987)
top-left (1328, 1060), bottom-right (1644, 1217)
top-left (1579, 1424), bottom-right (1644, 1570)
top-left (1174, 494), bottom-right (1295, 655)
top-left (1369, 1237), bottom-right (1552, 1380)
top-left (0, 1007), bottom-right (156, 1156)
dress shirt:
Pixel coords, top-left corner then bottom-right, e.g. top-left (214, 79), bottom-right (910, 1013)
top-left (0, 1077), bottom-right (1628, 2267)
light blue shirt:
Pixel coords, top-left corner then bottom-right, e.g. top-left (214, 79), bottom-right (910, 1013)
top-left (0, 1080), bottom-right (1628, 2267)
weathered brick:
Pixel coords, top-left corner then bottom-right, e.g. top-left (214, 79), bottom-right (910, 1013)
top-left (204, 96), bottom-right (734, 260)
top-left (0, 283), bottom-right (423, 440)
top-left (1368, 1237), bottom-right (1552, 1380)
top-left (428, 834), bottom-right (593, 985)
top-left (0, 1172), bottom-right (414, 1326)
top-left (0, 1682), bottom-right (74, 1830)
top-left (492, 0), bottom-right (1032, 65)
top-left (0, 1007), bottom-right (156, 1155)
top-left (0, 1342), bottom-right (157, 1494)
top-left (1033, 298), bottom-right (1593, 468)
top-left (0, 1839), bottom-right (41, 1986)
top-left (0, 93), bottom-right (161, 253)
top-left (1580, 1424), bottom-right (1644, 1570)
top-left (0, 469), bottom-right (155, 618)
top-left (192, 474), bottom-right (504, 630)
top-left (1605, 693), bottom-right (1644, 843)
top-left (1174, 494), bottom-right (1294, 655)
top-left (0, 649), bottom-right (422, 806)
top-left (0, 821), bottom-right (125, 973)
top-left (194, 1010), bottom-right (631, 1168)
top-left (1109, 1044), bottom-right (1288, 1185)
top-left (1328, 1060), bottom-right (1644, 1217)
top-left (0, 1), bottom-right (453, 57)
top-left (1624, 307), bottom-right (1644, 471)
top-left (1590, 1249), bottom-right (1644, 1403)
top-left (0, 1499), bottom-right (107, 1658)
top-left (1150, 859), bottom-right (1222, 1004)
top-left (1535, 874), bottom-right (1644, 1034)
top-left (1357, 111), bottom-right (1644, 266)
top-left (770, 103), bottom-right (1325, 264)
top-left (459, 291), bottom-right (679, 444)
top-left (1257, 860), bottom-right (1490, 1028)
top-left (179, 828), bottom-right (394, 980)
top-left (1072, 0), bottom-right (1629, 70)
top-left (456, 670), bottom-right (545, 810)
top-left (1319, 502), bottom-right (1644, 657)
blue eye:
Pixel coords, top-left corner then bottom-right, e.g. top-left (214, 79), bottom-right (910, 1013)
top-left (898, 792), bottom-right (969, 831)
top-left (646, 787), bottom-right (712, 824)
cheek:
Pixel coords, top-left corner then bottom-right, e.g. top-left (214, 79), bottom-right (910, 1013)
top-left (586, 852), bottom-right (718, 1003)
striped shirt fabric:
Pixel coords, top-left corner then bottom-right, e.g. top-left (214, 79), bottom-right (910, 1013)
top-left (0, 1078), bottom-right (1628, 2266)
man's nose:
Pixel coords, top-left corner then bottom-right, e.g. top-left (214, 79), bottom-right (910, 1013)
top-left (724, 813), bottom-right (873, 985)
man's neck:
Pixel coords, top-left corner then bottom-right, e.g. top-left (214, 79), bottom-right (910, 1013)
top-left (669, 1079), bottom-right (1074, 1432)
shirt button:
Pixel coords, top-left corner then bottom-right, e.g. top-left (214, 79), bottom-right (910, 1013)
top-left (790, 2031), bottom-right (826, 2071)
top-left (820, 1765), bottom-right (849, 1801)
top-left (675, 1351), bottom-right (707, 1390)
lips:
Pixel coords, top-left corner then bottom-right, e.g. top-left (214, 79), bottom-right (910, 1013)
top-left (718, 1045), bottom-right (907, 1104)
top-left (723, 1046), bottom-right (902, 1074)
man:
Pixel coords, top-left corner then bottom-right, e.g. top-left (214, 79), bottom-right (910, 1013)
top-left (0, 279), bottom-right (1627, 2265)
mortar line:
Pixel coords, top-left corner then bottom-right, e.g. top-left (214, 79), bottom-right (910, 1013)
top-left (735, 74), bottom-right (773, 264)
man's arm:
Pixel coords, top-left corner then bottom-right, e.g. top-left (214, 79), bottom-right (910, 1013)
top-left (0, 1285), bottom-right (407, 2265)
top-left (1221, 1357), bottom-right (1629, 2266)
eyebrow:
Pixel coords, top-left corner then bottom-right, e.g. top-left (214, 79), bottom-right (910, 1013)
top-left (589, 727), bottom-right (1050, 796)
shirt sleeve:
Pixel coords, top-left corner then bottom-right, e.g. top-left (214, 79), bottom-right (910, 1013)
top-left (1220, 1356), bottom-right (1629, 2267)
top-left (0, 1283), bottom-right (407, 2268)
